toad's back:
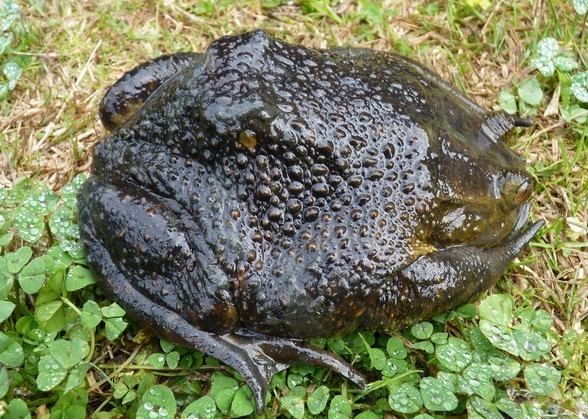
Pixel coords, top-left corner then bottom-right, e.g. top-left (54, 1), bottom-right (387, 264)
top-left (97, 31), bottom-right (444, 336)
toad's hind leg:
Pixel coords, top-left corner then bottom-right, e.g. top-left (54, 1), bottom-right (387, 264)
top-left (222, 332), bottom-right (367, 405)
top-left (174, 331), bottom-right (367, 413)
top-left (76, 254), bottom-right (365, 414)
top-left (78, 178), bottom-right (364, 414)
top-left (80, 230), bottom-right (364, 413)
top-left (99, 52), bottom-right (202, 131)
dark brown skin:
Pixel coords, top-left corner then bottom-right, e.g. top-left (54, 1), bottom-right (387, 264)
top-left (78, 30), bottom-right (543, 413)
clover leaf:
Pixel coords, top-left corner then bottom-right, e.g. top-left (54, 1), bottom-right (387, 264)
top-left (367, 347), bottom-right (386, 370)
top-left (419, 377), bottom-right (458, 412)
top-left (1, 61), bottom-right (21, 94)
top-left (18, 256), bottom-right (46, 294)
top-left (101, 302), bottom-right (126, 318)
top-left (413, 340), bottom-right (434, 353)
top-left (498, 90), bottom-right (517, 114)
top-left (0, 299), bottom-right (15, 323)
top-left (104, 317), bottom-right (128, 341)
top-left (479, 294), bottom-right (513, 326)
top-left (147, 353), bottom-right (166, 368)
top-left (6, 247), bottom-right (32, 274)
top-left (328, 394), bottom-right (352, 418)
top-left (382, 357), bottom-right (408, 377)
top-left (436, 337), bottom-right (472, 372)
top-left (210, 373), bottom-right (239, 415)
top-left (14, 208), bottom-right (44, 243)
top-left (467, 396), bottom-right (503, 419)
top-left (524, 363), bottom-right (561, 396)
top-left (554, 55), bottom-right (579, 72)
top-left (571, 71), bottom-right (588, 102)
top-left (573, 0), bottom-right (588, 14)
top-left (5, 398), bottom-right (30, 419)
top-left (165, 351), bottom-right (179, 369)
top-left (437, 371), bottom-right (457, 392)
top-left (411, 322), bottom-right (434, 339)
top-left (80, 300), bottom-right (102, 329)
top-left (386, 336), bottom-right (407, 359)
top-left (0, 0), bottom-right (19, 32)
top-left (518, 77), bottom-right (543, 106)
top-left (488, 356), bottom-right (521, 381)
top-left (388, 383), bottom-right (422, 414)
top-left (181, 396), bottom-right (217, 419)
top-left (230, 385), bottom-right (254, 417)
top-left (307, 385), bottom-right (330, 415)
top-left (65, 265), bottom-right (95, 291)
top-left (36, 354), bottom-right (68, 391)
top-left (64, 362), bottom-right (90, 394)
top-left (513, 328), bottom-right (551, 361)
top-left (0, 332), bottom-right (23, 367)
top-left (281, 394), bottom-right (305, 418)
top-left (137, 385), bottom-right (177, 419)
top-left (49, 339), bottom-right (89, 369)
top-left (479, 320), bottom-right (519, 356)
top-left (458, 363), bottom-right (495, 401)
top-left (495, 398), bottom-right (524, 418)
top-left (531, 38), bottom-right (578, 77)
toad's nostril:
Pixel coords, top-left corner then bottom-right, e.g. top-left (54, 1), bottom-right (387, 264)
top-left (514, 179), bottom-right (533, 205)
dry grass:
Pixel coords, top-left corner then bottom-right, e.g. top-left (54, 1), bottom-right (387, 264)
top-left (1, 0), bottom-right (586, 407)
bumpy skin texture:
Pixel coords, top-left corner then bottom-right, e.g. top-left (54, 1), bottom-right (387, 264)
top-left (78, 30), bottom-right (543, 412)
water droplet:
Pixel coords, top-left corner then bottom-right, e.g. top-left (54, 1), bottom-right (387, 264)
top-left (268, 207), bottom-right (283, 221)
top-left (287, 181), bottom-right (304, 195)
top-left (303, 206), bottom-right (319, 221)
top-left (523, 340), bottom-right (536, 352)
top-left (256, 185), bottom-right (272, 200)
top-left (311, 182), bottom-right (329, 197)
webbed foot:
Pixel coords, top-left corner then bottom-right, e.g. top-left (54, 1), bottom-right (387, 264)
top-left (221, 331), bottom-right (366, 413)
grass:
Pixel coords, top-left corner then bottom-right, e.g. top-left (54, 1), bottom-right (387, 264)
top-left (0, 0), bottom-right (587, 418)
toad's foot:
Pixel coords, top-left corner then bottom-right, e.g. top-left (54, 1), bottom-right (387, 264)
top-left (153, 323), bottom-right (367, 414)
top-left (220, 331), bottom-right (366, 413)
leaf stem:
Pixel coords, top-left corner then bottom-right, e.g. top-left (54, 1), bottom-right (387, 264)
top-left (60, 296), bottom-right (81, 315)
top-left (352, 370), bottom-right (421, 402)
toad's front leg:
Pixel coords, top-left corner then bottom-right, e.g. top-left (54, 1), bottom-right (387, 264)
top-left (366, 219), bottom-right (544, 332)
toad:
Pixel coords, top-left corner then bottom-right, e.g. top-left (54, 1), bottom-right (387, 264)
top-left (78, 30), bottom-right (543, 412)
